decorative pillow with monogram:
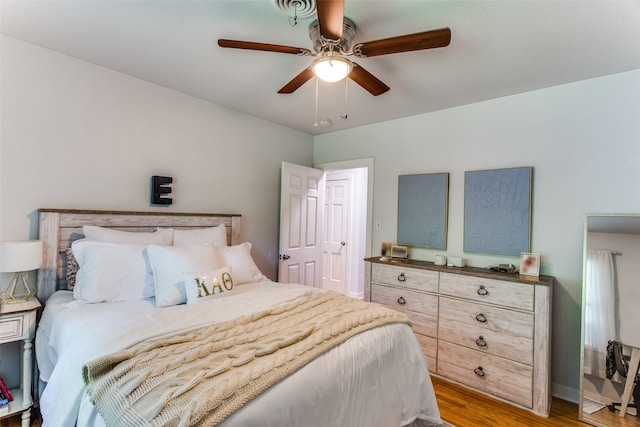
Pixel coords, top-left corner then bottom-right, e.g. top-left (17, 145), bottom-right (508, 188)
top-left (184, 267), bottom-right (235, 304)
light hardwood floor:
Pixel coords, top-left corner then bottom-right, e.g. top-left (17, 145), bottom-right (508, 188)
top-left (432, 375), bottom-right (592, 426)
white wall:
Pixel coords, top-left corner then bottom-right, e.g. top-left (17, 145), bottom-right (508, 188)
top-left (0, 36), bottom-right (314, 280)
top-left (313, 69), bottom-right (640, 399)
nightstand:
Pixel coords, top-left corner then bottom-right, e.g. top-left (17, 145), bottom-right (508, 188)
top-left (0, 299), bottom-right (40, 427)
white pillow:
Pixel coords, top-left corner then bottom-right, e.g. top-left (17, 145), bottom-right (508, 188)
top-left (71, 240), bottom-right (154, 303)
top-left (146, 244), bottom-right (225, 307)
top-left (184, 267), bottom-right (235, 304)
top-left (220, 242), bottom-right (267, 284)
top-left (83, 225), bottom-right (173, 245)
top-left (172, 224), bottom-right (227, 246)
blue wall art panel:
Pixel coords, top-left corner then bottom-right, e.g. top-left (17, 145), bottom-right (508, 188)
top-left (464, 166), bottom-right (532, 256)
top-left (398, 173), bottom-right (449, 249)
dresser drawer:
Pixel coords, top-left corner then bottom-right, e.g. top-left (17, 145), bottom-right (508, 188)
top-left (437, 340), bottom-right (533, 409)
top-left (371, 284), bottom-right (438, 337)
top-left (415, 334), bottom-right (437, 370)
top-left (439, 297), bottom-right (533, 339)
top-left (0, 314), bottom-right (24, 343)
top-left (438, 317), bottom-right (533, 365)
top-left (439, 272), bottom-right (533, 311)
top-left (405, 310), bottom-right (438, 338)
top-left (372, 263), bottom-right (438, 293)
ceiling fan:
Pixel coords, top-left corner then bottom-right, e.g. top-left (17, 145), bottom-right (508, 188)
top-left (218, 0), bottom-right (451, 96)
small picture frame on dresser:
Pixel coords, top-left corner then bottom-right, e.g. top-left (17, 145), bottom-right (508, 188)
top-left (381, 242), bottom-right (392, 258)
top-left (390, 245), bottom-right (408, 259)
top-left (520, 252), bottom-right (540, 276)
top-left (380, 242), bottom-right (393, 261)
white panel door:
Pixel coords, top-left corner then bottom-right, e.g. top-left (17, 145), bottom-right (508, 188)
top-left (278, 162), bottom-right (324, 287)
top-left (322, 176), bottom-right (350, 294)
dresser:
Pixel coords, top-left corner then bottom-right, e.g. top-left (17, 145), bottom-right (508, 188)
top-left (365, 257), bottom-right (553, 417)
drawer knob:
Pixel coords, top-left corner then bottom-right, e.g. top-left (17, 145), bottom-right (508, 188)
top-left (476, 285), bottom-right (489, 296)
top-left (475, 313), bottom-right (487, 323)
top-left (397, 296), bottom-right (406, 305)
top-left (476, 336), bottom-right (487, 348)
top-left (397, 273), bottom-right (406, 282)
top-left (474, 366), bottom-right (486, 378)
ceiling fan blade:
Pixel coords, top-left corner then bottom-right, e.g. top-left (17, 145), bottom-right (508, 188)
top-left (349, 63), bottom-right (390, 96)
top-left (278, 68), bottom-right (315, 94)
top-left (316, 0), bottom-right (344, 40)
top-left (353, 28), bottom-right (451, 58)
top-left (218, 39), bottom-right (311, 55)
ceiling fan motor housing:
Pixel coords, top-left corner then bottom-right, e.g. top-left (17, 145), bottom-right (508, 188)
top-left (309, 17), bottom-right (356, 54)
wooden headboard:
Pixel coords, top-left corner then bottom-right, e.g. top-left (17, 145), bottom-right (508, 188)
top-left (37, 209), bottom-right (242, 302)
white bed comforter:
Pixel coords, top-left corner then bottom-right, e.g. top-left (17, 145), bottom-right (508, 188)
top-left (36, 282), bottom-right (442, 427)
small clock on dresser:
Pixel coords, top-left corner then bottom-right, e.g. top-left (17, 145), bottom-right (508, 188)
top-left (0, 299), bottom-right (40, 427)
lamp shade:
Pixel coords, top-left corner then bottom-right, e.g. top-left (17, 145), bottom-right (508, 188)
top-left (312, 57), bottom-right (353, 83)
top-left (0, 240), bottom-right (43, 272)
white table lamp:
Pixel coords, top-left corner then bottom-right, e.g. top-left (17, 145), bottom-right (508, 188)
top-left (0, 240), bottom-right (43, 303)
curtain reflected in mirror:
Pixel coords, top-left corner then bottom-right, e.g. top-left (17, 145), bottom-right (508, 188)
top-left (580, 214), bottom-right (640, 426)
top-left (584, 250), bottom-right (616, 379)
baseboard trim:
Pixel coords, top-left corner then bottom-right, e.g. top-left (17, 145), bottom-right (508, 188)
top-left (552, 382), bottom-right (579, 404)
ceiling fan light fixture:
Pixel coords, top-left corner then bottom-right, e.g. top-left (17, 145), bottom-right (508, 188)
top-left (312, 57), bottom-right (353, 82)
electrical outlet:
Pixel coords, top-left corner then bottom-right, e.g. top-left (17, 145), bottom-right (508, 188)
top-left (375, 219), bottom-right (382, 231)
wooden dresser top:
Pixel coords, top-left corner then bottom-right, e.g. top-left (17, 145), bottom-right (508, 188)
top-left (365, 256), bottom-right (554, 287)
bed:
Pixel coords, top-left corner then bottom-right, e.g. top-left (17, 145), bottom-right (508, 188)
top-left (35, 209), bottom-right (443, 427)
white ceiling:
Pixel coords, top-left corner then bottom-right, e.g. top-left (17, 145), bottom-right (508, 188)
top-left (588, 215), bottom-right (640, 235)
top-left (2, 0), bottom-right (640, 135)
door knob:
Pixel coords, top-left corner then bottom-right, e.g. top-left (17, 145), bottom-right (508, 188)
top-left (341, 241), bottom-right (346, 246)
top-left (280, 254), bottom-right (290, 260)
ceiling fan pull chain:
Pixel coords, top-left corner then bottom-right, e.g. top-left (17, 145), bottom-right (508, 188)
top-left (313, 75), bottom-right (319, 127)
top-left (341, 77), bottom-right (349, 120)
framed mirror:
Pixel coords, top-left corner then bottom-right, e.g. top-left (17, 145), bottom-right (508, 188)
top-left (580, 214), bottom-right (640, 426)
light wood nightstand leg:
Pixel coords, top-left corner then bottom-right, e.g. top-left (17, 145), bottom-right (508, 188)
top-left (21, 338), bottom-right (33, 427)
top-left (619, 347), bottom-right (640, 417)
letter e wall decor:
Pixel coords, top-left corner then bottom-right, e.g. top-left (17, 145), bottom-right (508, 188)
top-left (151, 176), bottom-right (173, 205)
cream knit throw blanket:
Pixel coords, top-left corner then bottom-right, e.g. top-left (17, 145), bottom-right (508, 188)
top-left (82, 291), bottom-right (410, 427)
